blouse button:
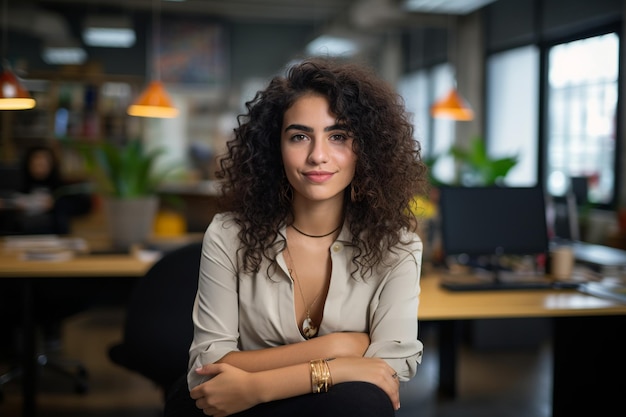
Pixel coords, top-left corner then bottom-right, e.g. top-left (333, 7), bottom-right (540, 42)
top-left (332, 243), bottom-right (343, 252)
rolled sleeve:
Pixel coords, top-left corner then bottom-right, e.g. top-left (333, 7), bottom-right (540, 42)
top-left (187, 214), bottom-right (242, 389)
top-left (364, 236), bottom-right (423, 381)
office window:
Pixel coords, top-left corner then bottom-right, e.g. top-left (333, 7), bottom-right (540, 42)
top-left (546, 33), bottom-right (619, 205)
top-left (398, 63), bottom-right (456, 185)
top-left (398, 70), bottom-right (430, 152)
top-left (486, 45), bottom-right (539, 186)
top-left (430, 63), bottom-right (456, 185)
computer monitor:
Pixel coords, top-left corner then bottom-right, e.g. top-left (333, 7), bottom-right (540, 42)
top-left (438, 185), bottom-right (551, 290)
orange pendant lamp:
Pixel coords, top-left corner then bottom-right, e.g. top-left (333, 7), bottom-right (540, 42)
top-left (430, 87), bottom-right (473, 121)
top-left (0, 64), bottom-right (36, 110)
top-left (431, 16), bottom-right (473, 122)
top-left (1, 0), bottom-right (35, 111)
top-left (127, 80), bottom-right (178, 118)
top-left (127, 0), bottom-right (178, 118)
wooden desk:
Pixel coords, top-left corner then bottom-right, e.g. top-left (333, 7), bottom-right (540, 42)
top-left (3, 256), bottom-right (625, 417)
top-left (418, 274), bottom-right (626, 417)
top-left (0, 250), bottom-right (157, 417)
top-left (0, 253), bottom-right (153, 278)
top-left (419, 274), bottom-right (626, 319)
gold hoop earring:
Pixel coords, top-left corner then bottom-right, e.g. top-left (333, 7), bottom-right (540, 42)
top-left (351, 183), bottom-right (361, 202)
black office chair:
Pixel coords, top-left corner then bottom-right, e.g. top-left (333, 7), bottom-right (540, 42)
top-left (108, 241), bottom-right (202, 397)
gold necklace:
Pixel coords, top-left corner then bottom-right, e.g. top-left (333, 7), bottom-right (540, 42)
top-left (284, 247), bottom-right (321, 339)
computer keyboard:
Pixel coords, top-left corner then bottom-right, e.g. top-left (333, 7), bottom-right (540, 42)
top-left (439, 272), bottom-right (580, 292)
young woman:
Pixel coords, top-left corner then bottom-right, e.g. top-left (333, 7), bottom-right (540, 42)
top-left (174, 57), bottom-right (428, 417)
top-left (11, 145), bottom-right (91, 235)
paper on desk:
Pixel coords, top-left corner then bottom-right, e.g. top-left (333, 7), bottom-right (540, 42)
top-left (3, 235), bottom-right (88, 260)
top-left (579, 279), bottom-right (626, 304)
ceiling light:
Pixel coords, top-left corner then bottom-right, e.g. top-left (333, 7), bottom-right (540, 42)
top-left (0, 64), bottom-right (36, 110)
top-left (403, 0), bottom-right (498, 15)
top-left (1, 0), bottom-right (35, 110)
top-left (306, 35), bottom-right (359, 57)
top-left (127, 0), bottom-right (178, 118)
top-left (42, 39), bottom-right (87, 65)
top-left (83, 15), bottom-right (136, 48)
top-left (127, 80), bottom-right (178, 118)
top-left (430, 16), bottom-right (474, 121)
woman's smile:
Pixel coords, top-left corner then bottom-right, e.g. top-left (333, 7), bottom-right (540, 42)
top-left (302, 170), bottom-right (335, 183)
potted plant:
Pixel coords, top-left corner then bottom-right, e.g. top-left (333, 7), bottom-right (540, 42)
top-left (448, 136), bottom-right (519, 186)
top-left (77, 139), bottom-right (168, 250)
top-left (425, 136), bottom-right (519, 187)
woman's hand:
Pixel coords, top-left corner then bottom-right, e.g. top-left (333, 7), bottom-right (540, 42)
top-left (328, 357), bottom-right (401, 410)
top-left (190, 354), bottom-right (400, 415)
top-left (190, 363), bottom-right (260, 417)
top-left (189, 332), bottom-right (377, 416)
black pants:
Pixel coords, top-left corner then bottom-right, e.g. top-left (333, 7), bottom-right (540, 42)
top-left (164, 374), bottom-right (395, 417)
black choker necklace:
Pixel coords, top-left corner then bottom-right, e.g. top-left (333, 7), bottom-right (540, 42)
top-left (291, 223), bottom-right (341, 238)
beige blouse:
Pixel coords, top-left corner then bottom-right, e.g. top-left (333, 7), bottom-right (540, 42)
top-left (187, 212), bottom-right (424, 389)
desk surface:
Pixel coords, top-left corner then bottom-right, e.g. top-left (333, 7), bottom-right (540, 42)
top-left (419, 274), bottom-right (626, 320)
top-left (0, 250), bottom-right (152, 279)
top-left (0, 233), bottom-right (203, 278)
top-left (0, 252), bottom-right (153, 278)
top-left (3, 251), bottom-right (626, 319)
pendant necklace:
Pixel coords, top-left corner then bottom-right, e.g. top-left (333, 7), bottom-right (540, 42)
top-left (284, 247), bottom-right (321, 339)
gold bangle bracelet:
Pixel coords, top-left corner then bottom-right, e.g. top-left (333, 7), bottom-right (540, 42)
top-left (309, 360), bottom-right (318, 393)
top-left (309, 359), bottom-right (333, 393)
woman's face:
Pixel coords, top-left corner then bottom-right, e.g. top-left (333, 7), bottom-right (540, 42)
top-left (281, 93), bottom-right (357, 205)
top-left (29, 150), bottom-right (54, 181)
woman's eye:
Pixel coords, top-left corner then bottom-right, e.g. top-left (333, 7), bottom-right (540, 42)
top-left (291, 134), bottom-right (307, 142)
top-left (330, 133), bottom-right (347, 142)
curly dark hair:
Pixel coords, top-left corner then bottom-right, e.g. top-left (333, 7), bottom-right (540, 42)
top-left (216, 57), bottom-right (428, 275)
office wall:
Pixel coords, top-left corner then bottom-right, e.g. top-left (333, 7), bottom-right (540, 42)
top-left (229, 21), bottom-right (317, 84)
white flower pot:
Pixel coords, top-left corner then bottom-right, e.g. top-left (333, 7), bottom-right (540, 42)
top-left (103, 196), bottom-right (159, 251)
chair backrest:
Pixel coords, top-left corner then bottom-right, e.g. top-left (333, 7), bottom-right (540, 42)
top-left (0, 165), bottom-right (22, 195)
top-left (119, 241), bottom-right (202, 390)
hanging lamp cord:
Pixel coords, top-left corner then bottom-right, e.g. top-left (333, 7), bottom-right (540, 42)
top-left (2, 0), bottom-right (8, 67)
top-left (153, 0), bottom-right (161, 82)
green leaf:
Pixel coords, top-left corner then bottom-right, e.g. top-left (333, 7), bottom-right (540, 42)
top-left (74, 139), bottom-right (168, 199)
top-left (449, 136), bottom-right (519, 186)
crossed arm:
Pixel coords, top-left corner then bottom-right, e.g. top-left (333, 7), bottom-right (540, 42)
top-left (189, 332), bottom-right (401, 417)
